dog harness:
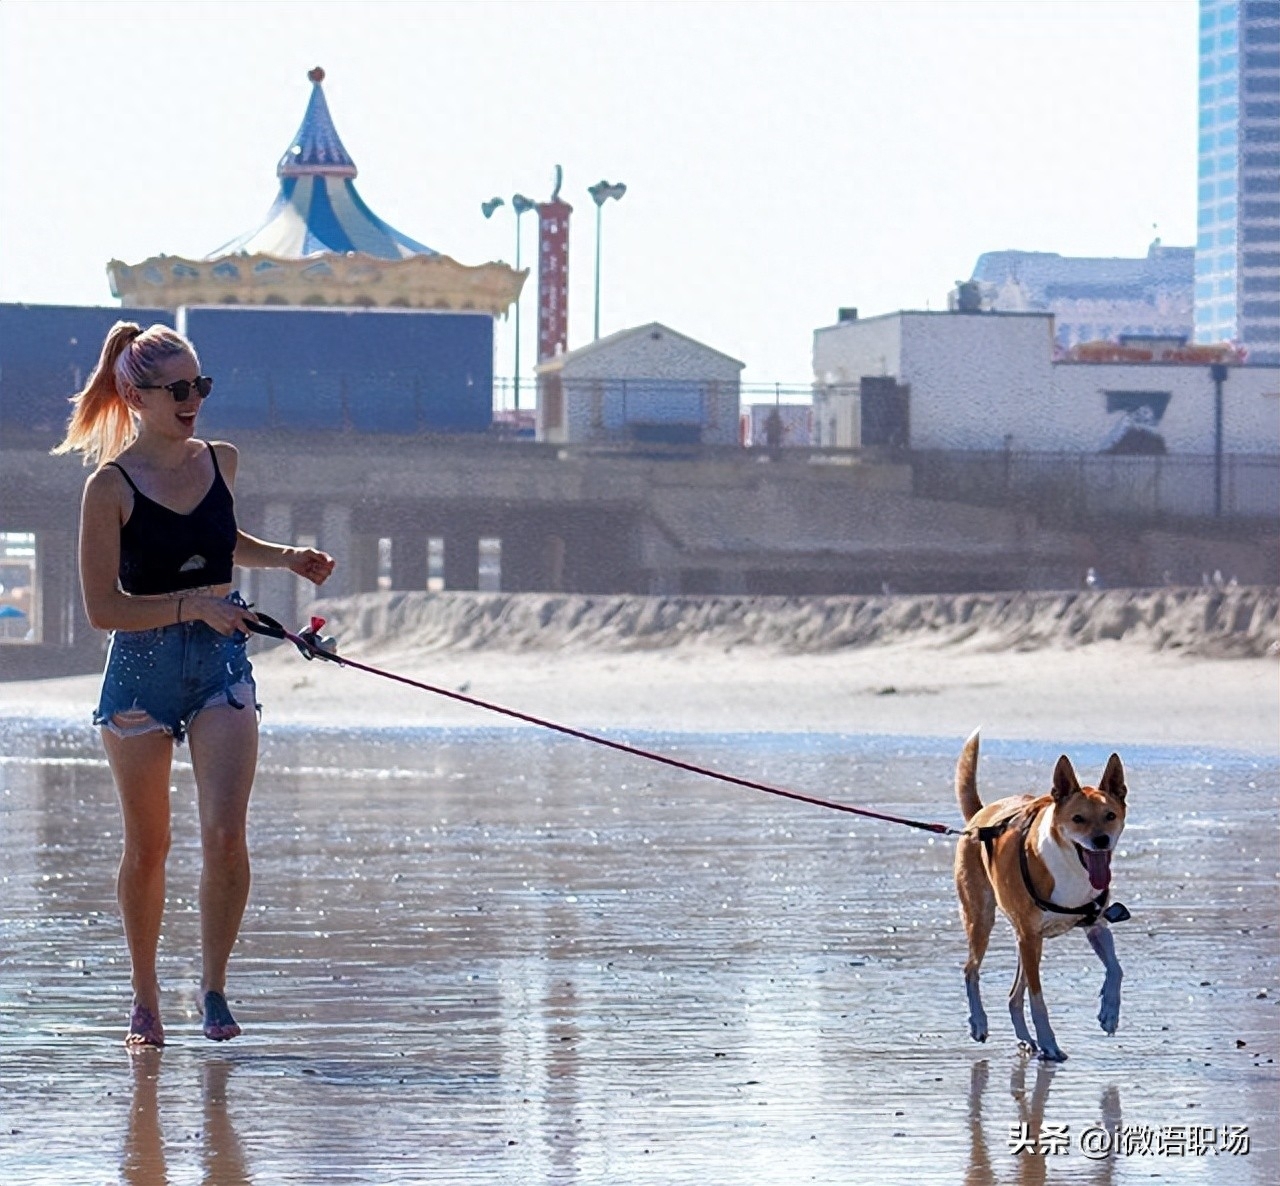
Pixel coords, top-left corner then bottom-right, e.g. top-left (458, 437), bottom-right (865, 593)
top-left (974, 807), bottom-right (1130, 928)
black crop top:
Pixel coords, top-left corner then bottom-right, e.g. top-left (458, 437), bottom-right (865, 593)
top-left (106, 443), bottom-right (238, 596)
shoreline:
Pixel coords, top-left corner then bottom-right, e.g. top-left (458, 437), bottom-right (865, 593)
top-left (3, 637), bottom-right (1275, 755)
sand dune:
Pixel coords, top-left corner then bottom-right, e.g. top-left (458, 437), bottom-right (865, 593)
top-left (311, 586), bottom-right (1280, 660)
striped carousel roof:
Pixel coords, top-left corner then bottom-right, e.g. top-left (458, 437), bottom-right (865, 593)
top-left (208, 67), bottom-right (436, 261)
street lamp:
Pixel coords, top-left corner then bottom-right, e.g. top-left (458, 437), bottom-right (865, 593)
top-left (588, 180), bottom-right (626, 341)
top-left (1210, 361), bottom-right (1229, 517)
top-left (483, 194), bottom-right (537, 411)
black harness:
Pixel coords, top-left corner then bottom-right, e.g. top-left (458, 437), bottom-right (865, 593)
top-left (974, 807), bottom-right (1130, 929)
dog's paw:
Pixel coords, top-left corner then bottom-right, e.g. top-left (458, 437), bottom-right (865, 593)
top-left (1099, 988), bottom-right (1121, 1034)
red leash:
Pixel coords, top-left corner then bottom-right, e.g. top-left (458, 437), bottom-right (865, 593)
top-left (248, 614), bottom-right (961, 837)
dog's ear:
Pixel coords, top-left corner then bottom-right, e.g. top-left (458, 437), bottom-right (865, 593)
top-left (1099, 753), bottom-right (1127, 802)
top-left (1051, 755), bottom-right (1081, 803)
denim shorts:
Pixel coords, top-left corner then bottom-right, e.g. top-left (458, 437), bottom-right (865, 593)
top-left (94, 593), bottom-right (258, 744)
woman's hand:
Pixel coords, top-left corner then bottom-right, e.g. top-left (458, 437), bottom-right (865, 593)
top-left (186, 595), bottom-right (259, 637)
top-left (286, 547), bottom-right (335, 586)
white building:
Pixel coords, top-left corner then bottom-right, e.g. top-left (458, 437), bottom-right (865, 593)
top-left (535, 323), bottom-right (743, 446)
top-left (812, 309), bottom-right (1279, 456)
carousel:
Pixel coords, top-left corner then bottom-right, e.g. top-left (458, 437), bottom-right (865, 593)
top-left (108, 68), bottom-right (525, 315)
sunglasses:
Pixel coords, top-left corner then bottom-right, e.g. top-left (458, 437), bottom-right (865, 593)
top-left (137, 376), bottom-right (214, 402)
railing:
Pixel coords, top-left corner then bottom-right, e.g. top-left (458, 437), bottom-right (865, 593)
top-left (909, 450), bottom-right (1280, 525)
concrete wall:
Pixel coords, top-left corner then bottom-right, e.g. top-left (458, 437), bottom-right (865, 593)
top-left (812, 310), bottom-right (1280, 454)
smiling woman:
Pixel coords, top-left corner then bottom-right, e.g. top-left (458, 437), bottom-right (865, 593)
top-left (51, 320), bottom-right (336, 1050)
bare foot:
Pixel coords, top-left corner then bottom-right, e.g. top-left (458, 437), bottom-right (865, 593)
top-left (126, 1000), bottom-right (165, 1049)
top-left (202, 990), bottom-right (241, 1042)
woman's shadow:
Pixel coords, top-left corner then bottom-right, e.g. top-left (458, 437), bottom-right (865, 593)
top-left (122, 1052), bottom-right (252, 1186)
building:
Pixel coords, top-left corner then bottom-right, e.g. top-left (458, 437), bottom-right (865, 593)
top-left (2, 69), bottom-right (511, 439)
top-left (962, 242), bottom-right (1194, 351)
top-left (535, 323), bottom-right (743, 446)
top-left (1196, 0), bottom-right (1280, 364)
top-left (107, 68), bottom-right (524, 315)
top-left (812, 308), bottom-right (1280, 456)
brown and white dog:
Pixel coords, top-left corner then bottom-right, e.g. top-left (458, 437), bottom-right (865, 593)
top-left (953, 729), bottom-right (1128, 1062)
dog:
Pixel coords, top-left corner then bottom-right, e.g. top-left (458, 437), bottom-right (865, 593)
top-left (953, 729), bottom-right (1129, 1062)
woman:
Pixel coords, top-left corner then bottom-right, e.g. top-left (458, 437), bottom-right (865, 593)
top-left (55, 321), bottom-right (334, 1047)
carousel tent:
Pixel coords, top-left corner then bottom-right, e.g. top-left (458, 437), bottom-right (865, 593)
top-left (209, 67), bottom-right (436, 261)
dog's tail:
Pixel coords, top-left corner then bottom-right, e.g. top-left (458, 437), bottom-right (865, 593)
top-left (955, 727), bottom-right (983, 821)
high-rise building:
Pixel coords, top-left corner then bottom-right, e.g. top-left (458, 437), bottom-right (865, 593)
top-left (1196, 0), bottom-right (1280, 364)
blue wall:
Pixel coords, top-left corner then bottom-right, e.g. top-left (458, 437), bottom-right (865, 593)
top-left (183, 306), bottom-right (493, 434)
top-left (0, 303), bottom-right (494, 440)
top-left (0, 304), bottom-right (175, 439)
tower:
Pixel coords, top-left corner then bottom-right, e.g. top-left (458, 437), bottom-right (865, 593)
top-left (1195, 0), bottom-right (1280, 364)
top-left (537, 167), bottom-right (573, 361)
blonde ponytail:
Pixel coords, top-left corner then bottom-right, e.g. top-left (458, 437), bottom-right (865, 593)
top-left (52, 321), bottom-right (197, 466)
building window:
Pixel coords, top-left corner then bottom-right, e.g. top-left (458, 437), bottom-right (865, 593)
top-left (1243, 299), bottom-right (1280, 320)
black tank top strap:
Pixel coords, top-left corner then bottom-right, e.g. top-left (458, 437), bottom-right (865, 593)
top-left (206, 441), bottom-right (222, 480)
top-left (104, 460), bottom-right (142, 495)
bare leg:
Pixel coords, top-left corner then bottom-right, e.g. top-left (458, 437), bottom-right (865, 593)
top-left (188, 702), bottom-right (257, 1039)
top-left (102, 727), bottom-right (174, 1046)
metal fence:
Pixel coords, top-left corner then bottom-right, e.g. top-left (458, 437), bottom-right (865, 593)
top-left (910, 450), bottom-right (1280, 525)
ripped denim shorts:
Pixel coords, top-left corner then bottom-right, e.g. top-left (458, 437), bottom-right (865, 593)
top-left (94, 591), bottom-right (259, 744)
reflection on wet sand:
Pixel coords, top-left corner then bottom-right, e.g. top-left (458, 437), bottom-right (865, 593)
top-left (0, 724), bottom-right (1275, 1183)
top-left (966, 1058), bottom-right (1122, 1186)
top-left (122, 1053), bottom-right (251, 1186)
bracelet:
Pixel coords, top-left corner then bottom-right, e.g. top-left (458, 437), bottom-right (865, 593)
top-left (176, 597), bottom-right (184, 625)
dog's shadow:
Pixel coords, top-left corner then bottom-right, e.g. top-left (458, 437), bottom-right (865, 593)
top-left (965, 1058), bottom-right (1122, 1186)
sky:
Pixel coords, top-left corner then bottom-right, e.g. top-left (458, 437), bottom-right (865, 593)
top-left (0, 0), bottom-right (1199, 389)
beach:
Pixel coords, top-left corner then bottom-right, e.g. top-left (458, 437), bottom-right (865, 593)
top-left (2, 588), bottom-right (1277, 1185)
top-left (3, 587), bottom-right (1275, 752)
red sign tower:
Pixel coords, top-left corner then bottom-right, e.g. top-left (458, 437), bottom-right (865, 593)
top-left (537, 167), bottom-right (572, 361)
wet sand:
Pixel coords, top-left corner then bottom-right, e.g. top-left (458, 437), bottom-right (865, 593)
top-left (1, 724), bottom-right (1276, 1184)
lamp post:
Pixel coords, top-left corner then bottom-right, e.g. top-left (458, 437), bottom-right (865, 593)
top-left (483, 194), bottom-right (537, 412)
top-left (588, 180), bottom-right (626, 341)
top-left (1210, 361), bottom-right (1229, 518)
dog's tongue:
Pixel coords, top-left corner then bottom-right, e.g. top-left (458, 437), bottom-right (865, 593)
top-left (1081, 847), bottom-right (1112, 891)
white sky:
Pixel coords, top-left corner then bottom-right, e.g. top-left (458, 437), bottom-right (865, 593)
top-left (0, 0), bottom-right (1198, 388)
